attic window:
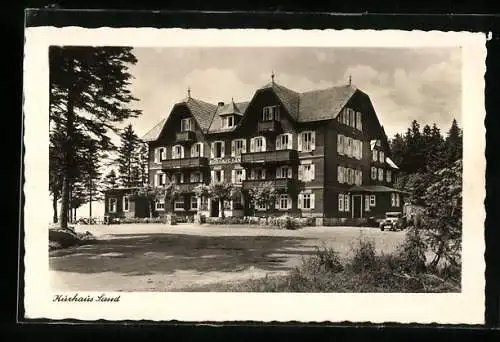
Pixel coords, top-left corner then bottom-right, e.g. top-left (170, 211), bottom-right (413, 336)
top-left (181, 118), bottom-right (194, 132)
top-left (223, 115), bottom-right (234, 128)
top-left (262, 106), bottom-right (279, 121)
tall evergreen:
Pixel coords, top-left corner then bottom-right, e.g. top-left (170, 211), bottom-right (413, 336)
top-left (49, 46), bottom-right (141, 229)
top-left (117, 124), bottom-right (140, 187)
top-left (444, 118), bottom-right (462, 164)
top-left (137, 142), bottom-right (149, 186)
top-left (103, 169), bottom-right (118, 190)
top-left (390, 133), bottom-right (406, 169)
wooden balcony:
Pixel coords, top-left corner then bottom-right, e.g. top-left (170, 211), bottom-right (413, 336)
top-left (240, 149), bottom-right (298, 165)
top-left (175, 131), bottom-right (196, 143)
top-left (161, 157), bottom-right (208, 170)
top-left (176, 182), bottom-right (205, 193)
top-left (258, 120), bottom-right (280, 134)
top-left (242, 178), bottom-right (296, 192)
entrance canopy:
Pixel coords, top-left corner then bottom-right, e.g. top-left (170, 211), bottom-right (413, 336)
top-left (348, 185), bottom-right (410, 194)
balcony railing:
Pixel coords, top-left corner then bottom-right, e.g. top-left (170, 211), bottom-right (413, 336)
top-left (175, 130), bottom-right (196, 143)
top-left (242, 178), bottom-right (296, 192)
top-left (161, 157), bottom-right (208, 170)
top-left (176, 182), bottom-right (205, 193)
top-left (240, 149), bottom-right (298, 165)
top-left (258, 120), bottom-right (280, 133)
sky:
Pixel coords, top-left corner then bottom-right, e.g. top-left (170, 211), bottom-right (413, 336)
top-left (125, 46), bottom-right (462, 140)
top-left (63, 47), bottom-right (462, 220)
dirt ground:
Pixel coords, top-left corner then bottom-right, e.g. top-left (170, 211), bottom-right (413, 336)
top-left (50, 223), bottom-right (406, 292)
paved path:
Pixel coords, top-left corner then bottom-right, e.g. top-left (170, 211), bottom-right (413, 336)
top-left (50, 223), bottom-right (406, 292)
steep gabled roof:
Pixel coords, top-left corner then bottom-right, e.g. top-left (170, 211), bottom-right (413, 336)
top-left (298, 85), bottom-right (357, 122)
top-left (141, 97), bottom-right (218, 142)
top-left (259, 82), bottom-right (300, 120)
top-left (142, 117), bottom-right (167, 142)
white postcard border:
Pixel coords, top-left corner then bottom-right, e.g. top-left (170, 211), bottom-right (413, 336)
top-left (23, 28), bottom-right (487, 324)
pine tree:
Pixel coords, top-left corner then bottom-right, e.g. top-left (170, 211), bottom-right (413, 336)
top-left (49, 46), bottom-right (141, 229)
top-left (444, 118), bottom-right (462, 164)
top-left (428, 123), bottom-right (446, 171)
top-left (390, 133), bottom-right (406, 170)
top-left (117, 124), bottom-right (140, 187)
top-left (103, 169), bottom-right (118, 190)
top-left (137, 142), bottom-right (149, 186)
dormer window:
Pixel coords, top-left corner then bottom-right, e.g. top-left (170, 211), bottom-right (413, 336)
top-left (262, 106), bottom-right (280, 121)
top-left (222, 115), bottom-right (235, 128)
top-left (181, 118), bottom-right (194, 132)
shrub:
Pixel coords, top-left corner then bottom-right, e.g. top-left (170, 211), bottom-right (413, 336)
top-left (395, 227), bottom-right (428, 274)
top-left (350, 238), bottom-right (377, 273)
top-left (301, 245), bottom-right (344, 274)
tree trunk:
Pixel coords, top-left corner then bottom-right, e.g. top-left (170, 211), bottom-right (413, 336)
top-left (59, 79), bottom-right (76, 229)
top-left (219, 199), bottom-right (224, 218)
top-left (52, 193), bottom-right (58, 223)
top-left (149, 201), bottom-right (154, 218)
top-left (89, 180), bottom-right (93, 223)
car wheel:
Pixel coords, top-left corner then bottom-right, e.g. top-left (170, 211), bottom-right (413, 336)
top-left (380, 227), bottom-right (385, 231)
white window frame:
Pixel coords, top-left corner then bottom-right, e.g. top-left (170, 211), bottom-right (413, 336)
top-left (356, 111), bottom-right (362, 131)
top-left (386, 170), bottom-right (392, 183)
top-left (234, 169), bottom-right (245, 184)
top-left (276, 165), bottom-right (292, 179)
top-left (172, 144), bottom-right (184, 159)
top-left (191, 142), bottom-right (203, 158)
top-left (301, 193), bottom-right (312, 209)
top-left (276, 133), bottom-right (292, 150)
top-left (396, 193), bottom-right (400, 207)
top-left (174, 197), bottom-right (185, 211)
top-left (300, 163), bottom-right (315, 182)
top-left (338, 166), bottom-right (345, 183)
top-left (371, 167), bottom-right (377, 180)
top-left (190, 196), bottom-right (198, 210)
top-left (337, 134), bottom-right (344, 155)
top-left (122, 196), bottom-right (130, 212)
top-left (108, 198), bottom-right (117, 213)
top-left (223, 115), bottom-right (235, 128)
top-left (344, 194), bottom-right (350, 211)
top-left (369, 195), bottom-right (376, 207)
top-left (379, 151), bottom-right (385, 163)
top-left (338, 193), bottom-right (344, 212)
top-left (155, 198), bottom-right (165, 211)
top-left (378, 168), bottom-right (384, 181)
top-left (190, 171), bottom-right (203, 183)
top-left (250, 136), bottom-right (266, 153)
top-left (212, 141), bottom-right (225, 158)
top-left (181, 118), bottom-right (194, 132)
top-left (372, 149), bottom-right (378, 162)
top-left (262, 105), bottom-right (279, 121)
top-left (300, 131), bottom-right (315, 152)
top-left (232, 138), bottom-right (246, 157)
top-left (255, 202), bottom-right (267, 211)
top-left (278, 194), bottom-right (291, 210)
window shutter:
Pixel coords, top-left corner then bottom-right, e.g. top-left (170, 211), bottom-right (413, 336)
top-left (250, 138), bottom-right (255, 153)
top-left (221, 142), bottom-right (225, 158)
top-left (210, 143), bottom-right (215, 158)
top-left (231, 170), bottom-right (236, 183)
top-left (310, 193), bottom-right (315, 209)
top-left (154, 174), bottom-right (159, 187)
top-left (242, 139), bottom-right (247, 153)
top-left (298, 194), bottom-right (303, 209)
top-left (311, 132), bottom-right (316, 150)
top-left (365, 195), bottom-right (370, 211)
top-left (180, 173), bottom-right (184, 183)
top-left (287, 196), bottom-right (292, 209)
top-left (287, 167), bottom-right (292, 178)
top-left (211, 170), bottom-right (215, 182)
top-left (287, 133), bottom-right (293, 149)
top-left (275, 197), bottom-right (280, 210)
top-left (231, 140), bottom-right (235, 157)
top-left (310, 164), bottom-right (315, 180)
top-left (190, 144), bottom-right (195, 158)
top-left (261, 169), bottom-right (266, 180)
top-left (220, 170), bottom-right (225, 182)
top-left (180, 146), bottom-right (185, 158)
top-left (344, 194), bottom-right (350, 211)
top-left (359, 141), bottom-right (363, 159)
top-left (337, 166), bottom-right (342, 183)
top-left (298, 165), bottom-right (304, 181)
top-left (338, 194), bottom-right (344, 212)
top-left (200, 143), bottom-right (204, 157)
top-left (298, 134), bottom-right (303, 151)
top-left (261, 137), bottom-right (266, 151)
top-left (344, 137), bottom-right (349, 155)
top-left (338, 135), bottom-right (344, 154)
top-left (154, 148), bottom-right (159, 163)
top-left (276, 167), bottom-right (280, 179)
top-left (241, 169), bottom-right (246, 181)
top-left (276, 136), bottom-right (281, 150)
top-left (250, 169), bottom-right (255, 180)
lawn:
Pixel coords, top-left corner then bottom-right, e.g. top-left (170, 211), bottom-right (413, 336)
top-left (50, 224), bottom-right (406, 291)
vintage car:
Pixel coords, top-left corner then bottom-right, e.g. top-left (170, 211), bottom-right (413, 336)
top-left (379, 212), bottom-right (405, 231)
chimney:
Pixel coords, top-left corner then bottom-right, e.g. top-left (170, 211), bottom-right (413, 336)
top-left (218, 101), bottom-right (225, 107)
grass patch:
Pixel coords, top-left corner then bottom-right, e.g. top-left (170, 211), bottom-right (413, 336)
top-left (183, 234), bottom-right (461, 293)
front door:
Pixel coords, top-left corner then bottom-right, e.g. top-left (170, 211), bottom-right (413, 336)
top-left (210, 199), bottom-right (219, 218)
top-left (352, 195), bottom-right (363, 218)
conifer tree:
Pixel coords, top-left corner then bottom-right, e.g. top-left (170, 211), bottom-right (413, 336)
top-left (117, 124), bottom-right (140, 187)
top-left (444, 119), bottom-right (462, 164)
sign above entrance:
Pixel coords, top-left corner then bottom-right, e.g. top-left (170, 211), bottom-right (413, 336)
top-left (209, 156), bottom-right (241, 165)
